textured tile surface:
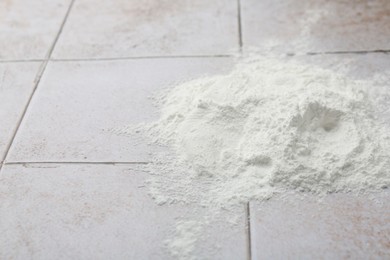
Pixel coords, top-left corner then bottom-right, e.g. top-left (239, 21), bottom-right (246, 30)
top-left (0, 164), bottom-right (247, 259)
top-left (0, 62), bottom-right (40, 161)
top-left (241, 0), bottom-right (390, 53)
top-left (8, 58), bottom-right (233, 162)
top-left (0, 0), bottom-right (71, 60)
top-left (249, 192), bottom-right (390, 259)
top-left (53, 0), bottom-right (238, 59)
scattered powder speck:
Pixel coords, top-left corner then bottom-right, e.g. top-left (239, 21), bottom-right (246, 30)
top-left (165, 220), bottom-right (204, 260)
top-left (114, 56), bottom-right (390, 259)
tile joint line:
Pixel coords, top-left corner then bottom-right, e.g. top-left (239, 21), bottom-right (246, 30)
top-left (246, 202), bottom-right (252, 260)
top-left (50, 54), bottom-right (233, 62)
top-left (35, 0), bottom-right (76, 82)
top-left (0, 59), bottom-right (45, 64)
top-left (4, 161), bottom-right (150, 165)
top-left (1, 50), bottom-right (388, 65)
top-left (237, 0), bottom-right (243, 52)
top-left (47, 49), bottom-right (390, 63)
top-left (0, 0), bottom-right (76, 170)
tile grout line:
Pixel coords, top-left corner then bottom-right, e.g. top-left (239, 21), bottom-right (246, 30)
top-left (0, 161), bottom-right (4, 176)
top-left (246, 202), bottom-right (252, 260)
top-left (0, 0), bottom-right (76, 171)
top-left (0, 59), bottom-right (45, 64)
top-left (299, 49), bottom-right (390, 56)
top-left (237, 0), bottom-right (243, 52)
top-left (50, 54), bottom-right (233, 62)
top-left (0, 49), bottom-right (389, 65)
top-left (5, 161), bottom-right (150, 165)
top-left (35, 0), bottom-right (76, 83)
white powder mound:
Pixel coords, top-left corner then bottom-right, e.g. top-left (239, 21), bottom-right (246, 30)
top-left (126, 57), bottom-right (390, 209)
top-left (113, 57), bottom-right (390, 258)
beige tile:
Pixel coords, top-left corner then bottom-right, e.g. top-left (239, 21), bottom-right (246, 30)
top-left (241, 0), bottom-right (390, 53)
top-left (0, 0), bottom-right (71, 60)
top-left (0, 164), bottom-right (247, 259)
top-left (0, 62), bottom-right (40, 161)
top-left (249, 192), bottom-right (390, 259)
top-left (8, 58), bottom-right (234, 162)
top-left (53, 0), bottom-right (239, 59)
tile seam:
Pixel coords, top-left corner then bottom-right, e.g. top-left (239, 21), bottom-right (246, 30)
top-left (0, 50), bottom-right (387, 65)
top-left (0, 0), bottom-right (76, 169)
top-left (237, 0), bottom-right (243, 52)
top-left (4, 161), bottom-right (150, 165)
top-left (246, 202), bottom-right (252, 260)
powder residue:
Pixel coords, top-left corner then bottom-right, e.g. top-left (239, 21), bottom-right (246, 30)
top-left (165, 220), bottom-right (204, 260)
top-left (116, 56), bottom-right (390, 258)
top-left (125, 57), bottom-right (390, 207)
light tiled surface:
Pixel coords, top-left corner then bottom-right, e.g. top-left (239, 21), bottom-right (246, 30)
top-left (0, 164), bottom-right (247, 259)
top-left (249, 192), bottom-right (390, 259)
top-left (241, 0), bottom-right (390, 53)
top-left (1, 0), bottom-right (390, 259)
top-left (52, 0), bottom-right (239, 59)
top-left (0, 62), bottom-right (40, 161)
top-left (8, 58), bottom-right (233, 162)
top-left (0, 0), bottom-right (71, 60)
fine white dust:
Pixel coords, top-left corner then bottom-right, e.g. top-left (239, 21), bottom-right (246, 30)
top-left (113, 56), bottom-right (390, 259)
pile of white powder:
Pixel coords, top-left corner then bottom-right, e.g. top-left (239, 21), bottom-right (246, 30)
top-left (115, 56), bottom-right (390, 258)
top-left (123, 57), bottom-right (390, 208)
